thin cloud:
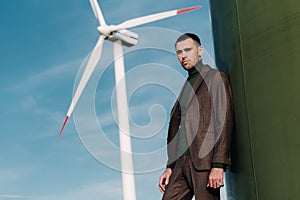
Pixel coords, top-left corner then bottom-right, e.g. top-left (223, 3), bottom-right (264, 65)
top-left (0, 194), bottom-right (31, 199)
top-left (0, 167), bottom-right (31, 183)
top-left (30, 180), bottom-right (122, 200)
top-left (7, 58), bottom-right (82, 93)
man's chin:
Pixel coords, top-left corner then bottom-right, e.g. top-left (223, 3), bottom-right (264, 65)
top-left (182, 64), bottom-right (192, 70)
top-left (181, 62), bottom-right (188, 67)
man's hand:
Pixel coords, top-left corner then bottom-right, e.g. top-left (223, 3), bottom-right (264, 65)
top-left (158, 168), bottom-right (172, 193)
top-left (207, 168), bottom-right (224, 189)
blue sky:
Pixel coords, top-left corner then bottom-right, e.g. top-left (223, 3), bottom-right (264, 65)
top-left (0, 0), bottom-right (218, 199)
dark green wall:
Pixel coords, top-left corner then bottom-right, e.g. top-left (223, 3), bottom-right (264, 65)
top-left (209, 0), bottom-right (300, 199)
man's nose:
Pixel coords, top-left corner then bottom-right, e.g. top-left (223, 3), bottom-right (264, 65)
top-left (181, 51), bottom-right (186, 58)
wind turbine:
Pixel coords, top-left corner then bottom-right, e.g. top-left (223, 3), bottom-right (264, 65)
top-left (58, 0), bottom-right (201, 199)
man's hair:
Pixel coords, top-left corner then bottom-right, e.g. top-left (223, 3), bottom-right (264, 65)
top-left (175, 33), bottom-right (201, 46)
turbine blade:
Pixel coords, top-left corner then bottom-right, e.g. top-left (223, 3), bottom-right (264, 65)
top-left (114, 6), bottom-right (201, 30)
top-left (58, 35), bottom-right (106, 141)
top-left (89, 0), bottom-right (106, 25)
top-left (58, 116), bottom-right (69, 141)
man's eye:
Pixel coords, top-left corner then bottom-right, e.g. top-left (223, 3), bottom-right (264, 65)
top-left (176, 50), bottom-right (182, 54)
top-left (184, 48), bottom-right (192, 52)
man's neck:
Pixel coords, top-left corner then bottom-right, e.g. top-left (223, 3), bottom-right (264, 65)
top-left (187, 61), bottom-right (204, 77)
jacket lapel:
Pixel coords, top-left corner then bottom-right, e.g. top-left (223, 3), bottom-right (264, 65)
top-left (170, 64), bottom-right (211, 119)
top-left (186, 65), bottom-right (211, 107)
top-left (170, 80), bottom-right (187, 119)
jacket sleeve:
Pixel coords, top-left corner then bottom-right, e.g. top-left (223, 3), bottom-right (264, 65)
top-left (166, 101), bottom-right (180, 169)
top-left (210, 72), bottom-right (234, 166)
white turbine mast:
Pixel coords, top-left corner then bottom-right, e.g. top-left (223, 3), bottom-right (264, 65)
top-left (58, 1), bottom-right (201, 199)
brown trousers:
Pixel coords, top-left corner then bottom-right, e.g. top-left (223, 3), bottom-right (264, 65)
top-left (162, 155), bottom-right (220, 200)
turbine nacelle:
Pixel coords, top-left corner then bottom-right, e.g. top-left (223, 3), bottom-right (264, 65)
top-left (97, 26), bottom-right (138, 47)
top-left (107, 29), bottom-right (138, 47)
top-left (97, 25), bottom-right (116, 36)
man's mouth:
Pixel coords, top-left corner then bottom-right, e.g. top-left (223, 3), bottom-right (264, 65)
top-left (182, 60), bottom-right (189, 65)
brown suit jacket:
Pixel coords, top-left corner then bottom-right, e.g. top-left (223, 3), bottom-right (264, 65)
top-left (167, 64), bottom-right (233, 171)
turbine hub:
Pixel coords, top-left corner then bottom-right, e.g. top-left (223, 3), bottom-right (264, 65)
top-left (107, 29), bottom-right (139, 47)
top-left (97, 25), bottom-right (117, 37)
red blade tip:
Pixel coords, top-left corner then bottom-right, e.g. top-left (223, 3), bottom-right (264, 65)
top-left (57, 116), bottom-right (69, 142)
top-left (177, 6), bottom-right (202, 14)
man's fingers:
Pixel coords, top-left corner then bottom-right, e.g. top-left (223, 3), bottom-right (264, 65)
top-left (218, 180), bottom-right (224, 187)
top-left (209, 177), bottom-right (214, 188)
top-left (207, 180), bottom-right (224, 189)
top-left (208, 168), bottom-right (224, 188)
top-left (159, 176), bottom-right (164, 186)
top-left (165, 174), bottom-right (170, 185)
top-left (158, 168), bottom-right (172, 193)
top-left (158, 184), bottom-right (165, 193)
top-left (158, 175), bottom-right (168, 193)
top-left (208, 178), bottom-right (224, 188)
top-left (213, 181), bottom-right (217, 189)
top-left (158, 181), bottom-right (165, 193)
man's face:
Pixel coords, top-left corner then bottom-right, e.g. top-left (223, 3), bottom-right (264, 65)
top-left (175, 38), bottom-right (203, 70)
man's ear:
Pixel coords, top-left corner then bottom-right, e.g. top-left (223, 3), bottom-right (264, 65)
top-left (198, 46), bottom-right (204, 56)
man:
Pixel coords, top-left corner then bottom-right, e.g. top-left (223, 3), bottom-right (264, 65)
top-left (158, 33), bottom-right (233, 200)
